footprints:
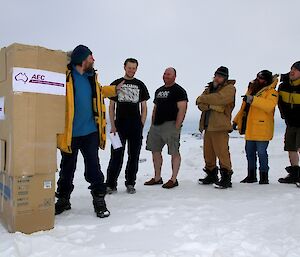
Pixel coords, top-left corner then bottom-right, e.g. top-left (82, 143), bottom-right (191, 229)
top-left (110, 208), bottom-right (174, 233)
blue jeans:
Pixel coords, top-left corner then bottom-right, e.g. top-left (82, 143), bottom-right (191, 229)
top-left (245, 140), bottom-right (269, 172)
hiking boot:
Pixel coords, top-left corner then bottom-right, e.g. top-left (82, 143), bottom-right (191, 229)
top-left (91, 192), bottom-right (110, 218)
top-left (259, 171), bottom-right (269, 184)
top-left (214, 169), bottom-right (233, 189)
top-left (144, 178), bottom-right (163, 185)
top-left (126, 185), bottom-right (136, 194)
top-left (199, 167), bottom-right (219, 185)
top-left (278, 166), bottom-right (300, 184)
top-left (240, 169), bottom-right (258, 183)
top-left (162, 179), bottom-right (179, 189)
top-left (106, 187), bottom-right (117, 195)
top-left (55, 197), bottom-right (71, 215)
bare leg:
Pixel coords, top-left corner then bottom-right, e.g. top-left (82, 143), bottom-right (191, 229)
top-left (289, 151), bottom-right (300, 166)
top-left (171, 153), bottom-right (181, 182)
top-left (152, 152), bottom-right (163, 181)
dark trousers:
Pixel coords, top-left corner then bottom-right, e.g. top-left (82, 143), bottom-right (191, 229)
top-left (245, 140), bottom-right (269, 172)
top-left (57, 132), bottom-right (106, 198)
top-left (106, 118), bottom-right (143, 188)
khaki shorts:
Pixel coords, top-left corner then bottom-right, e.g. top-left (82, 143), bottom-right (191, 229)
top-left (284, 126), bottom-right (300, 151)
top-left (146, 121), bottom-right (181, 155)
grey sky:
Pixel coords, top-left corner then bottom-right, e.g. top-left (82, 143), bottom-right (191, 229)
top-left (1, 0), bottom-right (299, 125)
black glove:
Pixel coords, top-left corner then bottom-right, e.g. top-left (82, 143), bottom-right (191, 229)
top-left (242, 95), bottom-right (253, 104)
top-left (232, 122), bottom-right (237, 130)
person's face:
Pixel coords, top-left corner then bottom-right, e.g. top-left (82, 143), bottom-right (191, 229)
top-left (213, 74), bottom-right (226, 86)
top-left (255, 74), bottom-right (268, 86)
top-left (82, 54), bottom-right (95, 72)
top-left (163, 68), bottom-right (176, 85)
top-left (289, 67), bottom-right (300, 81)
top-left (124, 62), bottom-right (138, 78)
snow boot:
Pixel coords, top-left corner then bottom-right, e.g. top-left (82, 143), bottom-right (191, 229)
top-left (91, 192), bottom-right (110, 218)
top-left (106, 186), bottom-right (117, 195)
top-left (199, 167), bottom-right (219, 185)
top-left (214, 169), bottom-right (233, 189)
top-left (240, 169), bottom-right (257, 183)
top-left (55, 197), bottom-right (71, 215)
top-left (259, 171), bottom-right (269, 184)
top-left (126, 185), bottom-right (136, 194)
top-left (278, 166), bottom-right (300, 184)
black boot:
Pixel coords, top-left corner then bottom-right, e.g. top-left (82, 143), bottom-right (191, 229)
top-left (240, 169), bottom-right (258, 183)
top-left (91, 192), bottom-right (110, 218)
top-left (199, 167), bottom-right (219, 185)
top-left (259, 171), bottom-right (269, 184)
top-left (278, 166), bottom-right (300, 184)
top-left (55, 197), bottom-right (71, 215)
top-left (214, 168), bottom-right (233, 189)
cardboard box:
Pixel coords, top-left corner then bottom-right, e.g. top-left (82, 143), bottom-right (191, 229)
top-left (0, 172), bottom-right (55, 234)
top-left (0, 43), bottom-right (67, 233)
top-left (0, 43), bottom-right (67, 176)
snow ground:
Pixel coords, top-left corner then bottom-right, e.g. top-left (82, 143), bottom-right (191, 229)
top-left (1, 132), bottom-right (300, 257)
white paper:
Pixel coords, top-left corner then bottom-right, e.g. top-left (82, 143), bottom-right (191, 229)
top-left (109, 132), bottom-right (122, 150)
top-left (12, 67), bottom-right (66, 96)
top-left (0, 97), bottom-right (5, 120)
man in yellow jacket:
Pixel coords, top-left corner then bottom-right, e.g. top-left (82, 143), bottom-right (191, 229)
top-left (233, 70), bottom-right (278, 184)
top-left (196, 66), bottom-right (236, 189)
top-left (56, 45), bottom-right (123, 218)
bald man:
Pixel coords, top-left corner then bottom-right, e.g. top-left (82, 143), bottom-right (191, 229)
top-left (145, 68), bottom-right (188, 188)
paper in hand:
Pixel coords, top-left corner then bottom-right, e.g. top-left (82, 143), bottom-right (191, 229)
top-left (109, 132), bottom-right (122, 150)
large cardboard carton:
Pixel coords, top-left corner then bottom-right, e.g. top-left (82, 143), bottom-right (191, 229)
top-left (0, 43), bottom-right (67, 233)
top-left (0, 172), bottom-right (55, 233)
top-left (0, 43), bottom-right (66, 176)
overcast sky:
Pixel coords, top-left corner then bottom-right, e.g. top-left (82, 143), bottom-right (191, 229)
top-left (1, 0), bottom-right (299, 126)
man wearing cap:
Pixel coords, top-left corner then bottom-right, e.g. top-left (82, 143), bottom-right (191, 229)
top-left (233, 70), bottom-right (278, 184)
top-left (56, 45), bottom-right (123, 218)
top-left (196, 66), bottom-right (236, 189)
top-left (278, 62), bottom-right (300, 185)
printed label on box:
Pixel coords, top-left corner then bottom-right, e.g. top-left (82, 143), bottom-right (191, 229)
top-left (12, 67), bottom-right (66, 96)
top-left (44, 180), bottom-right (52, 189)
top-left (0, 97), bottom-right (5, 120)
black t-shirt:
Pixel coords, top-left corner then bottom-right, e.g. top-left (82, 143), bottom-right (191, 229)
top-left (110, 78), bottom-right (150, 120)
top-left (153, 83), bottom-right (188, 125)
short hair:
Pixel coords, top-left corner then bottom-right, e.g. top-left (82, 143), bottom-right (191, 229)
top-left (171, 67), bottom-right (177, 76)
top-left (124, 58), bottom-right (138, 67)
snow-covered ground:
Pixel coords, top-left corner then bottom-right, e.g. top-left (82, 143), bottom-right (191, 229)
top-left (1, 131), bottom-right (300, 257)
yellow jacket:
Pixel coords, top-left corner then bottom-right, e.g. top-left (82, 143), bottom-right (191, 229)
top-left (233, 78), bottom-right (278, 141)
top-left (57, 67), bottom-right (117, 153)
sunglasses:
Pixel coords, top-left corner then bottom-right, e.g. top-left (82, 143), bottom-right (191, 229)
top-left (256, 75), bottom-right (265, 81)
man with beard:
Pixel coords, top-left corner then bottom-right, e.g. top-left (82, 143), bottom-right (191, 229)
top-left (56, 45), bottom-right (124, 218)
top-left (106, 58), bottom-right (150, 194)
top-left (233, 70), bottom-right (278, 184)
top-left (278, 62), bottom-right (300, 185)
top-left (196, 66), bottom-right (236, 189)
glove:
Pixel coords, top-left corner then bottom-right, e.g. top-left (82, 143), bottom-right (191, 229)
top-left (242, 95), bottom-right (254, 104)
top-left (232, 122), bottom-right (237, 130)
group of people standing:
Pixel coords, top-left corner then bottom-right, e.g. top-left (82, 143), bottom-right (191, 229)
top-left (197, 62), bottom-right (300, 190)
top-left (54, 44), bottom-right (300, 218)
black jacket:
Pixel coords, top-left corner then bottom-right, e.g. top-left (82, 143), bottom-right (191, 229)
top-left (278, 73), bottom-right (300, 127)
